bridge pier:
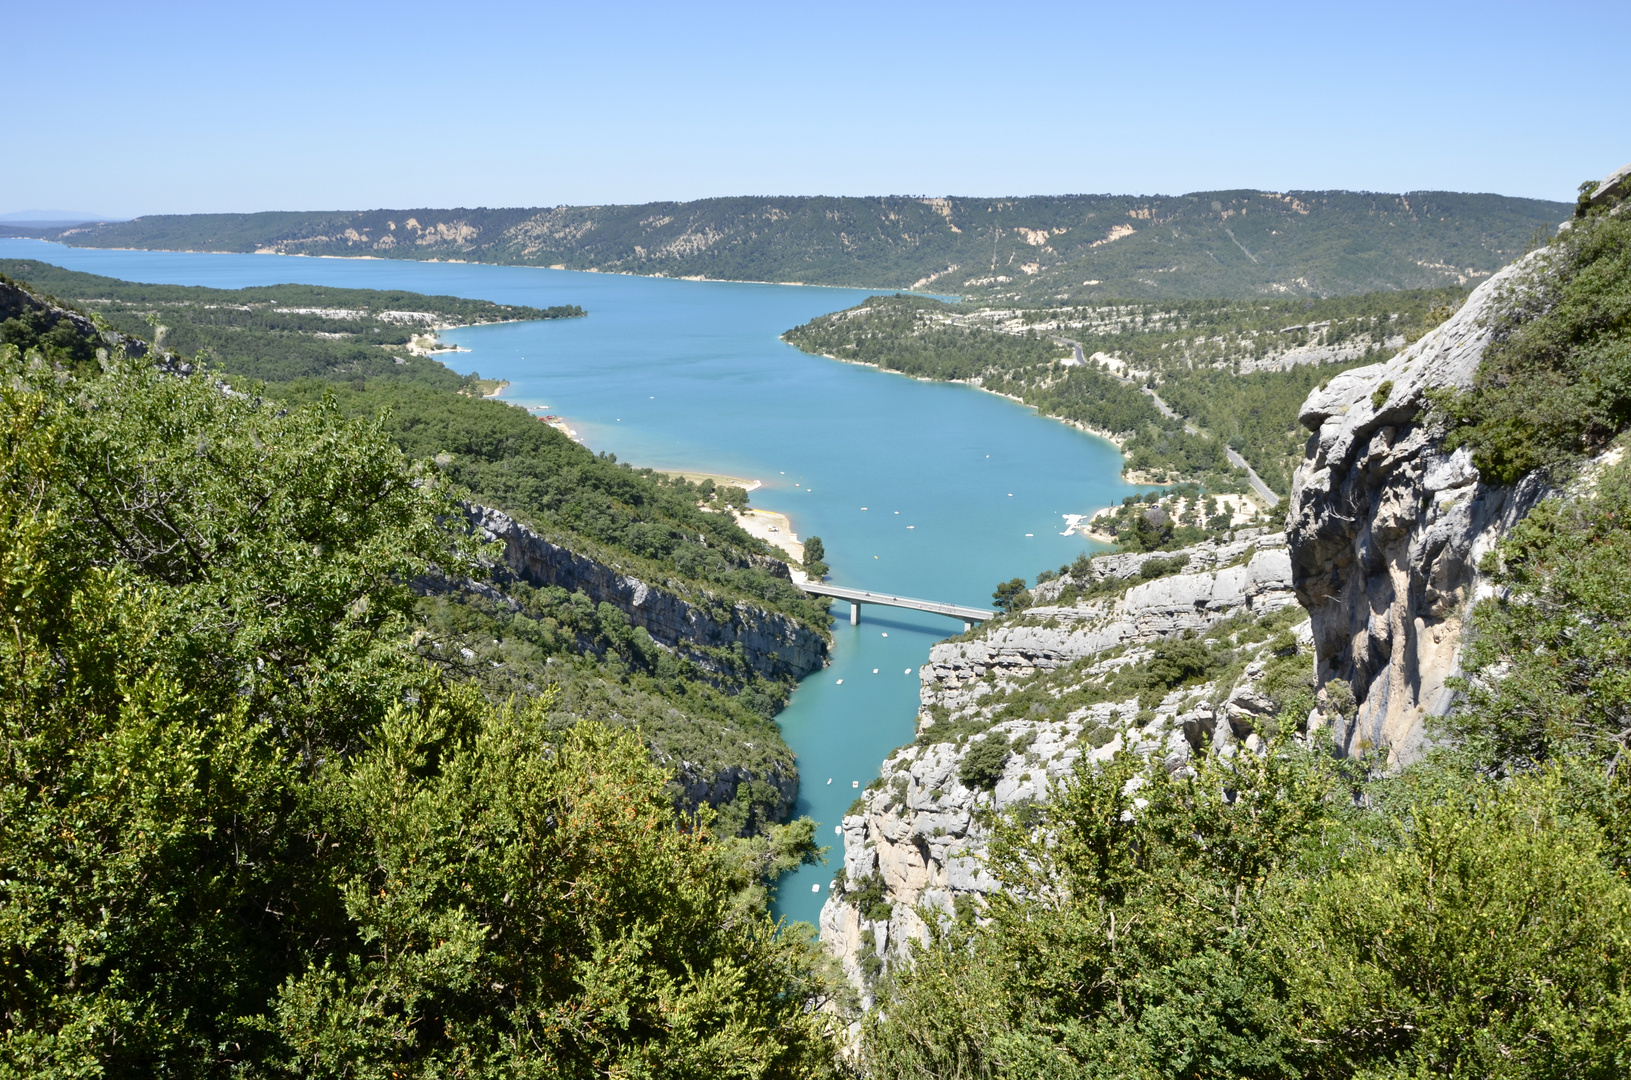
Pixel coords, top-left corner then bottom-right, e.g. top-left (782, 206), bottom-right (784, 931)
top-left (963, 619), bottom-right (973, 633)
top-left (850, 601), bottom-right (861, 626)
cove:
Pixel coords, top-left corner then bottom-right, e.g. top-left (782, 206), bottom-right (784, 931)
top-left (0, 238), bottom-right (1143, 926)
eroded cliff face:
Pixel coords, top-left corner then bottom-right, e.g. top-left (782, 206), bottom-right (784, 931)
top-left (1286, 255), bottom-right (1551, 765)
top-left (818, 533), bottom-right (1303, 1001)
top-left (467, 503), bottom-right (829, 682)
top-left (1, 279), bottom-right (151, 358)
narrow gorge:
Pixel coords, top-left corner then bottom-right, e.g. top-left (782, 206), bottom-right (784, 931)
top-left (818, 189), bottom-right (1624, 998)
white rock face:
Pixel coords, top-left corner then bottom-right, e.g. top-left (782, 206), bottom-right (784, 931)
top-left (818, 532), bottom-right (1302, 1001)
top-left (1286, 252), bottom-right (1554, 765)
top-left (926, 534), bottom-right (1294, 705)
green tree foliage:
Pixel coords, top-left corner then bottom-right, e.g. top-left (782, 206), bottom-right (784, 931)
top-left (2, 262), bottom-right (829, 836)
top-left (1435, 199), bottom-right (1631, 483)
top-left (1446, 452), bottom-right (1631, 774)
top-left (1156, 361), bottom-right (1379, 494)
top-left (784, 293), bottom-right (1070, 380)
top-left (865, 743), bottom-right (1344, 1079)
top-left (802, 534), bottom-right (828, 578)
top-left (865, 741), bottom-right (1631, 1079)
top-left (865, 462), bottom-right (1631, 1077)
top-left (957, 732), bottom-right (1011, 791)
top-left (992, 577), bottom-right (1031, 614)
top-left (1273, 767), bottom-right (1631, 1079)
top-left (0, 257), bottom-right (817, 627)
top-left (281, 379), bottom-right (826, 627)
top-left (0, 343), bottom-right (838, 1076)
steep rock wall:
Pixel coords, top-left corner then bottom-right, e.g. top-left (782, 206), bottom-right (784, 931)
top-left (467, 503), bottom-right (828, 682)
top-left (1286, 254), bottom-right (1551, 764)
top-left (818, 534), bottom-right (1300, 1001)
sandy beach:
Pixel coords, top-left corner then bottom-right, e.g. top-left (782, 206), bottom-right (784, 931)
top-left (732, 507), bottom-right (807, 578)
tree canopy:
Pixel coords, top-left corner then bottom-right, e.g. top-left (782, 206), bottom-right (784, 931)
top-left (0, 342), bottom-right (839, 1076)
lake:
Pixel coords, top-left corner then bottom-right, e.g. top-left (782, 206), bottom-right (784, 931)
top-left (0, 238), bottom-right (1142, 926)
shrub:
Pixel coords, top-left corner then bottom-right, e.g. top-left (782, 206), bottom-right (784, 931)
top-left (959, 732), bottom-right (1011, 790)
top-left (1435, 208), bottom-right (1631, 483)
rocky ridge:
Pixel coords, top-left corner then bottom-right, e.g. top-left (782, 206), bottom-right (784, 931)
top-left (818, 531), bottom-right (1304, 1000)
top-left (467, 503), bottom-right (828, 682)
top-left (0, 279), bottom-right (151, 359)
top-left (1286, 251), bottom-right (1554, 765)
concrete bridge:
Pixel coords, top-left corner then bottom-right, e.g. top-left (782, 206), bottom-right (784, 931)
top-left (797, 581), bottom-right (996, 632)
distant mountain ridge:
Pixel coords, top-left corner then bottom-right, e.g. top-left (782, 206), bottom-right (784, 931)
top-left (7, 190), bottom-right (1570, 301)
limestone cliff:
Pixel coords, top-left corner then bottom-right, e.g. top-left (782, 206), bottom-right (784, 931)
top-left (1286, 253), bottom-right (1553, 765)
top-left (0, 278), bottom-right (151, 359)
top-left (467, 503), bottom-right (828, 682)
top-left (818, 532), bottom-right (1303, 1000)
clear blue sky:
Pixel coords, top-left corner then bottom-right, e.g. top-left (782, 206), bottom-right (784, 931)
top-left (9, 0), bottom-right (1628, 217)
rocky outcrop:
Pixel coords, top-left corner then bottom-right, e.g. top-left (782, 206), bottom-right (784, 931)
top-left (818, 533), bottom-right (1303, 1001)
top-left (1286, 253), bottom-right (1552, 765)
top-left (926, 533), bottom-right (1293, 699)
top-left (0, 279), bottom-right (150, 358)
top-left (466, 503), bottom-right (828, 682)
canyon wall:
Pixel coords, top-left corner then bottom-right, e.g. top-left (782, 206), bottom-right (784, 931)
top-left (819, 532), bottom-right (1301, 1001)
top-left (1286, 253), bottom-right (1551, 764)
top-left (468, 503), bottom-right (829, 682)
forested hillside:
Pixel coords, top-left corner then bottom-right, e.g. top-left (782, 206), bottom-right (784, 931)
top-left (848, 174), bottom-right (1631, 1080)
top-left (0, 315), bottom-right (844, 1073)
top-left (5, 188), bottom-right (1568, 302)
top-left (786, 288), bottom-right (1466, 495)
top-left (0, 261), bottom-right (828, 837)
top-left (0, 258), bottom-right (581, 383)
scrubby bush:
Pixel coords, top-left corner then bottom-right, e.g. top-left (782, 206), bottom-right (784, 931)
top-left (1436, 204), bottom-right (1631, 483)
top-left (0, 344), bottom-right (839, 1077)
top-left (959, 732), bottom-right (1012, 790)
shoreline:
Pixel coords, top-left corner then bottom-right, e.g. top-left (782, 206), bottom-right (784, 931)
top-left (31, 238), bottom-right (919, 292)
top-left (731, 506), bottom-right (806, 577)
top-left (793, 345), bottom-right (1137, 454)
top-left (656, 469), bottom-right (762, 491)
top-left (786, 346), bottom-right (1195, 489)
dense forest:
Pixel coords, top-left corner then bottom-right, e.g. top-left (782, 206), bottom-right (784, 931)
top-left (0, 259), bottom-right (582, 384)
top-left (0, 324), bottom-right (842, 1073)
top-left (786, 288), bottom-right (1469, 494)
top-left (0, 262), bottom-right (827, 838)
top-left (5, 189), bottom-right (1568, 302)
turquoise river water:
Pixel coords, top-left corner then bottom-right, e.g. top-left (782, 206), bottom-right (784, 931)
top-left (0, 238), bottom-right (1146, 927)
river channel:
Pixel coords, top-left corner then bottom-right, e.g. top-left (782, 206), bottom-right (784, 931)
top-left (0, 238), bottom-right (1144, 926)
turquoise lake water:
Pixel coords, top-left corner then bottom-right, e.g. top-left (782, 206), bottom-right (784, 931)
top-left (0, 238), bottom-right (1144, 927)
